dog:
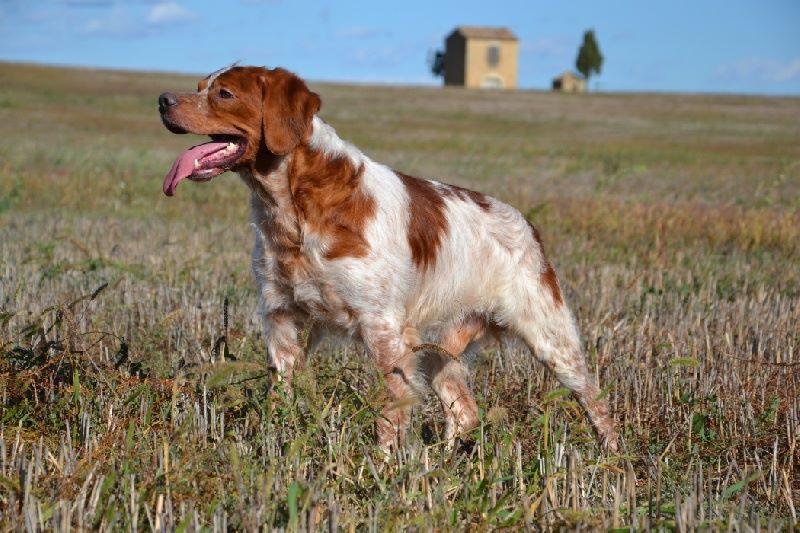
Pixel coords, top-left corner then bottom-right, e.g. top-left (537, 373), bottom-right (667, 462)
top-left (158, 65), bottom-right (617, 452)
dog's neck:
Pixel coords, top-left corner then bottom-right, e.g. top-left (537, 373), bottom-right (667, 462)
top-left (241, 117), bottom-right (368, 250)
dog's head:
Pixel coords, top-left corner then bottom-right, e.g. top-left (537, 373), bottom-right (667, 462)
top-left (158, 65), bottom-right (321, 196)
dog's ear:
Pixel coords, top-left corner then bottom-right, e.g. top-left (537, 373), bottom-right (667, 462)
top-left (261, 68), bottom-right (321, 156)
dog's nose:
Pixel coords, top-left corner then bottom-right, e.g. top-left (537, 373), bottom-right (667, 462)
top-left (158, 92), bottom-right (178, 112)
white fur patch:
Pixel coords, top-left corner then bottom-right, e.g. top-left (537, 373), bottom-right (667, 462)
top-left (200, 61), bottom-right (240, 94)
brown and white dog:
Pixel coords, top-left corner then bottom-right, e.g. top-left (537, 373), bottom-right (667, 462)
top-left (158, 65), bottom-right (617, 452)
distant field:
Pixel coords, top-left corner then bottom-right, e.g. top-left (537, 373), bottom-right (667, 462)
top-left (1, 61), bottom-right (798, 530)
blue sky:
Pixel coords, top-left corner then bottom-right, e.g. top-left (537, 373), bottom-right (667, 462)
top-left (1, 0), bottom-right (799, 95)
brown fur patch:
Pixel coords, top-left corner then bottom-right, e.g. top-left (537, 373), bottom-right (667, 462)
top-left (261, 68), bottom-right (321, 155)
top-left (527, 220), bottom-right (563, 306)
top-left (289, 145), bottom-right (376, 260)
top-left (397, 172), bottom-right (448, 271)
top-left (541, 265), bottom-right (562, 306)
top-left (441, 314), bottom-right (489, 356)
top-left (440, 183), bottom-right (492, 211)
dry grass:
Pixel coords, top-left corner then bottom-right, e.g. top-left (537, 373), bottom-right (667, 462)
top-left (1, 61), bottom-right (798, 530)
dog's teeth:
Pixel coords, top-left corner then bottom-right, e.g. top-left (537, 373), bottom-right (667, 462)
top-left (227, 142), bottom-right (235, 151)
top-left (193, 159), bottom-right (199, 169)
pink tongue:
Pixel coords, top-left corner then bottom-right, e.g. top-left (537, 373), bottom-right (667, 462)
top-left (163, 142), bottom-right (230, 196)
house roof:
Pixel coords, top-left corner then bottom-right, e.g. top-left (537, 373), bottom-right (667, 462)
top-left (452, 26), bottom-right (518, 41)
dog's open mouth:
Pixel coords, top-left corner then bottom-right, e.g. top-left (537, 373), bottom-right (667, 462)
top-left (163, 135), bottom-right (247, 196)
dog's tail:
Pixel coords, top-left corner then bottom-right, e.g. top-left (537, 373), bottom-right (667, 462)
top-left (506, 221), bottom-right (619, 452)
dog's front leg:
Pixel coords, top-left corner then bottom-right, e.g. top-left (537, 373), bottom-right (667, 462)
top-left (251, 224), bottom-right (304, 383)
top-left (262, 309), bottom-right (303, 383)
top-left (361, 321), bottom-right (420, 451)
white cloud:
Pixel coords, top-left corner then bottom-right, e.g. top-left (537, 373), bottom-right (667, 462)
top-left (147, 1), bottom-right (194, 25)
top-left (84, 4), bottom-right (142, 37)
top-left (715, 57), bottom-right (800, 83)
top-left (82, 1), bottom-right (195, 37)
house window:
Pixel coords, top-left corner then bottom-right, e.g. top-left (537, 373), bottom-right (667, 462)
top-left (487, 44), bottom-right (500, 67)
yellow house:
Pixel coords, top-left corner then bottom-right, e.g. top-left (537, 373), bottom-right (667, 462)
top-left (444, 26), bottom-right (519, 89)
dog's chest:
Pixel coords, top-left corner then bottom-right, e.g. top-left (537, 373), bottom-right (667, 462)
top-left (250, 188), bottom-right (359, 330)
top-left (263, 230), bottom-right (357, 329)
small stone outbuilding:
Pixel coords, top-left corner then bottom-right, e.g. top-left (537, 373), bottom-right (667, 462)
top-left (444, 26), bottom-right (519, 89)
top-left (552, 71), bottom-right (587, 93)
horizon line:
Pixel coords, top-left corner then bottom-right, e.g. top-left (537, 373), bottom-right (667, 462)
top-left (2, 59), bottom-right (799, 99)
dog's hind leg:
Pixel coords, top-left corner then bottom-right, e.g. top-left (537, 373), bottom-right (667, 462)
top-left (422, 355), bottom-right (478, 443)
top-left (509, 289), bottom-right (618, 452)
top-left (360, 321), bottom-right (423, 451)
top-left (420, 316), bottom-right (485, 443)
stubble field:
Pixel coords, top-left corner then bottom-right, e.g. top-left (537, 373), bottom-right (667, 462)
top-left (0, 62), bottom-right (798, 530)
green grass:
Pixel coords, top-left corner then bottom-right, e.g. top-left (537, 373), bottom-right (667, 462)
top-left (1, 61), bottom-right (799, 530)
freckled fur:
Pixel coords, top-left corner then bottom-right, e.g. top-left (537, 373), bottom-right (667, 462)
top-left (439, 183), bottom-right (493, 212)
top-left (159, 65), bottom-right (618, 452)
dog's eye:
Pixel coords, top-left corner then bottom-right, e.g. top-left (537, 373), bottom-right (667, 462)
top-left (218, 88), bottom-right (235, 99)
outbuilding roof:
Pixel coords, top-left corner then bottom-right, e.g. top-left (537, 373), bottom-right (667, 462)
top-left (553, 70), bottom-right (586, 81)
